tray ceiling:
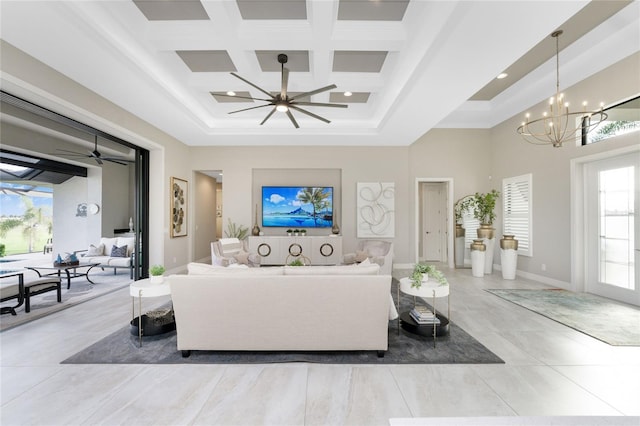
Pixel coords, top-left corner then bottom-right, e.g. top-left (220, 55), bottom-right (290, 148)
top-left (0, 0), bottom-right (637, 147)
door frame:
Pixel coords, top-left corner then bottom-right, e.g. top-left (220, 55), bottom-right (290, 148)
top-left (570, 144), bottom-right (640, 295)
top-left (415, 178), bottom-right (454, 268)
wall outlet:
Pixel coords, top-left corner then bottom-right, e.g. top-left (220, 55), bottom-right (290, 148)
top-left (541, 263), bottom-right (546, 271)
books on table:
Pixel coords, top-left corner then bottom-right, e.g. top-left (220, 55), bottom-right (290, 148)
top-left (410, 306), bottom-right (441, 325)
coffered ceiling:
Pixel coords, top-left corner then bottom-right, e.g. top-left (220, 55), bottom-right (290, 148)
top-left (0, 1), bottom-right (638, 147)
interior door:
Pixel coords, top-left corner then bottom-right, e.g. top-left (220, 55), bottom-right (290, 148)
top-left (585, 151), bottom-right (639, 306)
top-left (422, 183), bottom-right (445, 261)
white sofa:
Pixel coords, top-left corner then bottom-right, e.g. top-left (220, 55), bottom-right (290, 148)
top-left (78, 236), bottom-right (135, 278)
top-left (170, 262), bottom-right (392, 357)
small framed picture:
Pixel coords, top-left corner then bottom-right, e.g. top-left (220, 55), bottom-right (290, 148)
top-left (170, 177), bottom-right (188, 238)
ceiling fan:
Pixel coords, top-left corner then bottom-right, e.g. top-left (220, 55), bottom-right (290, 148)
top-left (55, 135), bottom-right (134, 166)
top-left (218, 53), bottom-right (348, 128)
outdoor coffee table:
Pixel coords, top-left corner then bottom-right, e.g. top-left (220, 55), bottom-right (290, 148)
top-left (25, 263), bottom-right (100, 289)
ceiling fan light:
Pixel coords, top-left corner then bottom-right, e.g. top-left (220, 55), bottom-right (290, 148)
top-left (276, 103), bottom-right (288, 112)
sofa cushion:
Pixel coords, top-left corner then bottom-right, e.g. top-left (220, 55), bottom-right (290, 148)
top-left (355, 250), bottom-right (369, 263)
top-left (110, 245), bottom-right (128, 257)
top-left (187, 262), bottom-right (284, 276)
top-left (284, 263), bottom-right (380, 276)
top-left (219, 238), bottom-right (243, 256)
top-left (233, 250), bottom-right (250, 265)
top-left (86, 243), bottom-right (104, 256)
top-left (116, 237), bottom-right (135, 256)
top-left (107, 257), bottom-right (132, 267)
top-left (100, 238), bottom-right (118, 252)
top-left (81, 255), bottom-right (111, 265)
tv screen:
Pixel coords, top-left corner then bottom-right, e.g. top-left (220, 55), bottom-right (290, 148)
top-left (262, 186), bottom-right (333, 228)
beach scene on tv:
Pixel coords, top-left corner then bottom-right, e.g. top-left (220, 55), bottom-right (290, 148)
top-left (262, 186), bottom-right (333, 228)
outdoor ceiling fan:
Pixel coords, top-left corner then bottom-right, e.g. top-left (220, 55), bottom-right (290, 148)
top-left (55, 135), bottom-right (134, 166)
top-left (218, 53), bottom-right (348, 128)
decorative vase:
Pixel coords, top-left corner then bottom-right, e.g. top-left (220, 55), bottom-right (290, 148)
top-left (252, 205), bottom-right (260, 236)
top-left (150, 275), bottom-right (164, 284)
top-left (500, 235), bottom-right (519, 280)
top-left (470, 239), bottom-right (486, 277)
top-left (331, 221), bottom-right (340, 235)
top-left (477, 224), bottom-right (495, 274)
top-left (455, 224), bottom-right (465, 268)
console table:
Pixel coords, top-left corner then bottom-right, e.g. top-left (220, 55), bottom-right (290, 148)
top-left (248, 236), bottom-right (342, 265)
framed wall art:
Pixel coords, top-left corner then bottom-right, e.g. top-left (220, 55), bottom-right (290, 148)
top-left (357, 182), bottom-right (395, 238)
top-left (170, 177), bottom-right (188, 238)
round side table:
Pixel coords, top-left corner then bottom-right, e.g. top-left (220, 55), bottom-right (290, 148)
top-left (398, 277), bottom-right (450, 347)
top-left (130, 278), bottom-right (173, 347)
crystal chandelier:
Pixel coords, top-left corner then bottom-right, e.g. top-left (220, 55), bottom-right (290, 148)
top-left (517, 30), bottom-right (607, 147)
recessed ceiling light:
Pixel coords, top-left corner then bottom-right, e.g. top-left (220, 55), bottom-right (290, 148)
top-left (226, 91), bottom-right (236, 96)
top-left (344, 91), bottom-right (353, 97)
top-left (497, 73), bottom-right (508, 80)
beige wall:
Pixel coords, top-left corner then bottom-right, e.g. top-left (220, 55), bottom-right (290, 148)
top-left (2, 41), bottom-right (638, 282)
top-left (489, 51), bottom-right (640, 283)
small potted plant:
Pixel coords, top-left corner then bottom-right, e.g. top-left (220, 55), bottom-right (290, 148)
top-left (287, 229), bottom-right (293, 236)
top-left (149, 264), bottom-right (166, 284)
top-left (294, 229), bottom-right (300, 236)
top-left (288, 258), bottom-right (304, 266)
top-left (300, 229), bottom-right (307, 236)
top-left (410, 262), bottom-right (448, 289)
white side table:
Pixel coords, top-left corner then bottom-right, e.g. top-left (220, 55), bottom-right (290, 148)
top-left (130, 278), bottom-right (172, 347)
top-left (398, 277), bottom-right (450, 347)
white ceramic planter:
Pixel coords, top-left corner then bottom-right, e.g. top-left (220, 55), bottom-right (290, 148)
top-left (483, 237), bottom-right (495, 274)
top-left (471, 250), bottom-right (485, 277)
top-left (500, 249), bottom-right (518, 279)
top-left (149, 275), bottom-right (164, 284)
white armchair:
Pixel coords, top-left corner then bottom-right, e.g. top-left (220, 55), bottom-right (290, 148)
top-left (211, 238), bottom-right (260, 267)
top-left (343, 240), bottom-right (393, 275)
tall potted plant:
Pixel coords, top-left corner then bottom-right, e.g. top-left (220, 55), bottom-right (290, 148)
top-left (473, 190), bottom-right (500, 274)
top-left (454, 195), bottom-right (475, 268)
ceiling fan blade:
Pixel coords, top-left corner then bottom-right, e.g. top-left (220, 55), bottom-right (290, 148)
top-left (289, 84), bottom-right (337, 101)
top-left (230, 72), bottom-right (275, 99)
top-left (214, 93), bottom-right (272, 102)
top-left (281, 67), bottom-right (289, 99)
top-left (286, 110), bottom-right (299, 129)
top-left (55, 149), bottom-right (89, 157)
top-left (289, 105), bottom-right (330, 123)
top-left (260, 107), bottom-right (277, 125)
top-left (292, 101), bottom-right (348, 108)
top-left (228, 104), bottom-right (273, 114)
top-left (94, 157), bottom-right (104, 165)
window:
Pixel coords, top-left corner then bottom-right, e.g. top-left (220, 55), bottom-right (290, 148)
top-left (583, 96), bottom-right (640, 145)
top-left (503, 173), bottom-right (532, 256)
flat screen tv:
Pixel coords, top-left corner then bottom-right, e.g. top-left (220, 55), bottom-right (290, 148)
top-left (262, 186), bottom-right (333, 228)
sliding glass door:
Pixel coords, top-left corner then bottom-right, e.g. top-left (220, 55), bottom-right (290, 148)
top-left (585, 152), bottom-right (639, 305)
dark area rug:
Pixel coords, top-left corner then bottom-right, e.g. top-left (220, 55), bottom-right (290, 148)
top-left (486, 289), bottom-right (640, 346)
top-left (62, 279), bottom-right (504, 365)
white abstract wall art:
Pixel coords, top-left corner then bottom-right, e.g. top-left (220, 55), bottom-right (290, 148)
top-left (357, 182), bottom-right (395, 238)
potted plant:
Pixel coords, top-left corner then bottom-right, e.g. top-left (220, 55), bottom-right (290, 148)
top-left (149, 264), bottom-right (166, 284)
top-left (286, 229), bottom-right (293, 236)
top-left (300, 229), bottom-right (307, 236)
top-left (473, 189), bottom-right (500, 274)
top-left (224, 218), bottom-right (249, 240)
top-left (410, 262), bottom-right (448, 289)
top-left (473, 189), bottom-right (500, 227)
top-left (294, 229), bottom-right (299, 236)
top-left (288, 258), bottom-right (304, 266)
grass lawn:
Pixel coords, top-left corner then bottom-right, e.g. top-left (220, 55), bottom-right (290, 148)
top-left (0, 227), bottom-right (50, 256)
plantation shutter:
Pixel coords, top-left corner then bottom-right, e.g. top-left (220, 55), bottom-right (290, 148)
top-left (502, 174), bottom-right (532, 256)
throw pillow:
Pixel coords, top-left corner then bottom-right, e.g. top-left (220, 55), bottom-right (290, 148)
top-left (358, 257), bottom-right (372, 266)
top-left (355, 250), bottom-right (369, 263)
top-left (110, 245), bottom-right (128, 257)
top-left (86, 243), bottom-right (104, 256)
top-left (233, 250), bottom-right (250, 265)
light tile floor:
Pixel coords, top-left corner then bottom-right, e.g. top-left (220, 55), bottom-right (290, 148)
top-left (1, 266), bottom-right (639, 425)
